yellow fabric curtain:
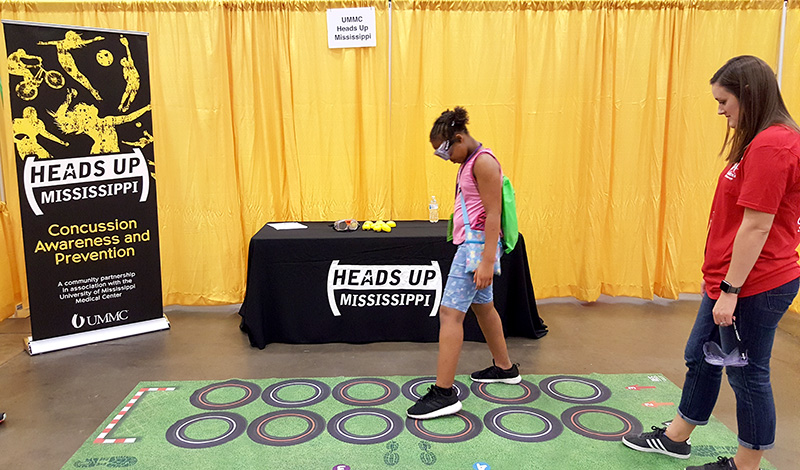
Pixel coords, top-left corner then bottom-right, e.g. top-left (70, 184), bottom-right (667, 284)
top-left (0, 0), bottom-right (389, 308)
top-left (786, 1), bottom-right (800, 114)
top-left (784, 0), bottom-right (800, 312)
top-left (391, 0), bottom-right (785, 301)
top-left (0, 51), bottom-right (26, 320)
top-left (0, 202), bottom-right (22, 321)
top-left (227, 0), bottom-right (391, 239)
top-left (0, 0), bottom-right (797, 317)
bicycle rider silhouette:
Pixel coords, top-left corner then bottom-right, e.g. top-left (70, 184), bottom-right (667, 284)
top-left (8, 48), bottom-right (38, 81)
top-left (7, 48), bottom-right (65, 101)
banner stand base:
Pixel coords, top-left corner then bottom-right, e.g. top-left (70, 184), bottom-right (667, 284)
top-left (25, 315), bottom-right (171, 355)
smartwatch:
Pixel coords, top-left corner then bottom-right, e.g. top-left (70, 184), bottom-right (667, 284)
top-left (720, 280), bottom-right (741, 295)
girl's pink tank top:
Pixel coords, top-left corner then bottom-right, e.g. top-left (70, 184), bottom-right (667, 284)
top-left (452, 145), bottom-right (502, 245)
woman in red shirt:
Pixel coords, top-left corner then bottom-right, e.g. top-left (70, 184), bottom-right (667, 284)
top-left (623, 56), bottom-right (800, 470)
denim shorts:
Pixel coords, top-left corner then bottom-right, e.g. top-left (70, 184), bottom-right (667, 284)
top-left (440, 243), bottom-right (494, 312)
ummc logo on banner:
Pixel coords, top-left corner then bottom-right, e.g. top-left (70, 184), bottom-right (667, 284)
top-left (71, 310), bottom-right (130, 329)
top-left (326, 261), bottom-right (443, 317)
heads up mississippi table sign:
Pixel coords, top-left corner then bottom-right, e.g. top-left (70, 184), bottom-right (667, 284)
top-left (3, 20), bottom-right (169, 354)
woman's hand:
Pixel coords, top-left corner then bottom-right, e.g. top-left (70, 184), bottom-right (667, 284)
top-left (473, 261), bottom-right (494, 290)
top-left (712, 207), bottom-right (773, 327)
top-left (713, 292), bottom-right (737, 326)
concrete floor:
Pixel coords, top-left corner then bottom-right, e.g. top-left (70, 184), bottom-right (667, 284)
top-left (0, 297), bottom-right (798, 469)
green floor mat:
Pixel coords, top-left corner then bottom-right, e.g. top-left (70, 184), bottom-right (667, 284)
top-left (63, 373), bottom-right (774, 470)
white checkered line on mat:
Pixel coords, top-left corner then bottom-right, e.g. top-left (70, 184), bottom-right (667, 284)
top-left (94, 387), bottom-right (176, 444)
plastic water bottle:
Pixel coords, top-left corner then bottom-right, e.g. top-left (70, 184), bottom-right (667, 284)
top-left (429, 196), bottom-right (439, 223)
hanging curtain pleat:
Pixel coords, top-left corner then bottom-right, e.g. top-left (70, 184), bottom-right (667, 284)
top-left (391, 0), bottom-right (784, 301)
top-left (0, 0), bottom-right (390, 307)
top-left (0, 0), bottom-right (797, 316)
top-left (0, 203), bottom-right (23, 321)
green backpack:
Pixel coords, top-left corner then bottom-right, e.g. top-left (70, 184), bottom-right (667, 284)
top-left (447, 175), bottom-right (519, 254)
top-left (500, 175), bottom-right (519, 253)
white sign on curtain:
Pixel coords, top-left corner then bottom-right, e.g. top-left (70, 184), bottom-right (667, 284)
top-left (326, 7), bottom-right (377, 49)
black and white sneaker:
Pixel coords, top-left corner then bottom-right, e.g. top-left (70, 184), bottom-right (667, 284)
top-left (622, 426), bottom-right (691, 459)
top-left (0, 412), bottom-right (5, 424)
top-left (406, 385), bottom-right (462, 420)
top-left (470, 360), bottom-right (521, 384)
top-left (686, 456), bottom-right (740, 469)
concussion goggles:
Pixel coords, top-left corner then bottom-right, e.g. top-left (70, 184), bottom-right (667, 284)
top-left (332, 219), bottom-right (360, 232)
top-left (434, 139), bottom-right (454, 160)
top-left (702, 321), bottom-right (748, 367)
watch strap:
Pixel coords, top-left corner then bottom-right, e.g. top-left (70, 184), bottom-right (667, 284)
top-left (720, 280), bottom-right (741, 295)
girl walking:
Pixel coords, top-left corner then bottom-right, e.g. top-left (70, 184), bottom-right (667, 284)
top-left (407, 107), bottom-right (520, 420)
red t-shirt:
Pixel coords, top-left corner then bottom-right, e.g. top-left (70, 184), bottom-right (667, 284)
top-left (703, 125), bottom-right (800, 299)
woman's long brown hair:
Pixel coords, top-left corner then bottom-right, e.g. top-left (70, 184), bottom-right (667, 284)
top-left (711, 55), bottom-right (799, 163)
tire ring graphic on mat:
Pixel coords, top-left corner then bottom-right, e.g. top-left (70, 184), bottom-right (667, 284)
top-left (262, 379), bottom-right (331, 408)
top-left (483, 406), bottom-right (563, 443)
top-left (405, 410), bottom-right (483, 443)
top-left (247, 409), bottom-right (325, 446)
top-left (538, 375), bottom-right (611, 404)
top-left (327, 408), bottom-right (404, 445)
top-left (333, 378), bottom-right (399, 406)
top-left (190, 379), bottom-right (262, 410)
top-left (401, 377), bottom-right (470, 402)
top-left (561, 405), bottom-right (643, 441)
top-left (470, 379), bottom-right (539, 405)
top-left (166, 411), bottom-right (247, 449)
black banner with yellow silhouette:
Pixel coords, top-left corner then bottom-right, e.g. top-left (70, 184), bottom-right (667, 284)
top-left (4, 21), bottom-right (165, 347)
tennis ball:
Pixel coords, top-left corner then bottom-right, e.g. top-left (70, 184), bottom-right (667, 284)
top-left (383, 225), bottom-right (392, 232)
top-left (363, 221), bottom-right (372, 230)
top-left (387, 220), bottom-right (396, 228)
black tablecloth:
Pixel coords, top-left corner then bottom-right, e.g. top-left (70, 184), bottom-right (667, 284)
top-left (239, 221), bottom-right (547, 348)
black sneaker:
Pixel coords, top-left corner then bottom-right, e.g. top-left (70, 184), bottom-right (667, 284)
top-left (621, 426), bottom-right (691, 459)
top-left (406, 385), bottom-right (462, 420)
top-left (0, 412), bottom-right (5, 424)
top-left (686, 457), bottom-right (739, 469)
top-left (470, 360), bottom-right (521, 384)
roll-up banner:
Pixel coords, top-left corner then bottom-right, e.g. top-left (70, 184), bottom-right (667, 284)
top-left (3, 20), bottom-right (169, 354)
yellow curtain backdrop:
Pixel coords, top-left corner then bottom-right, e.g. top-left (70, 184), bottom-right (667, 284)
top-left (0, 40), bottom-right (26, 321)
top-left (0, 202), bottom-right (22, 321)
top-left (0, 0), bottom-right (389, 310)
top-left (0, 0), bottom-right (798, 318)
top-left (227, 0), bottom-right (391, 240)
top-left (786, 1), bottom-right (800, 116)
top-left (783, 0), bottom-right (800, 312)
top-left (390, 0), bottom-right (786, 301)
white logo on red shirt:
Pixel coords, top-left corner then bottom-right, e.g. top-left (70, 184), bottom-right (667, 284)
top-left (724, 162), bottom-right (741, 181)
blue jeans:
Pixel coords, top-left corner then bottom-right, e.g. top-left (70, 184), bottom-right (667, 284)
top-left (678, 277), bottom-right (798, 450)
